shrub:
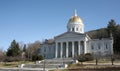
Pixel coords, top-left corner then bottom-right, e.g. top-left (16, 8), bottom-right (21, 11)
top-left (37, 55), bottom-right (44, 60)
top-left (84, 53), bottom-right (94, 61)
top-left (77, 53), bottom-right (94, 63)
top-left (32, 55), bottom-right (44, 61)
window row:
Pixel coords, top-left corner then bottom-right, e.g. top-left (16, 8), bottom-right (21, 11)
top-left (91, 43), bottom-right (109, 50)
top-left (69, 27), bottom-right (82, 32)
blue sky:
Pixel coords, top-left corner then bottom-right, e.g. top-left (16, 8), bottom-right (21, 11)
top-left (0, 0), bottom-right (120, 50)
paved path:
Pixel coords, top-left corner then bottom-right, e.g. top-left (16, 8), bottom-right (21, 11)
top-left (1, 62), bottom-right (120, 71)
top-left (0, 68), bottom-right (47, 71)
top-left (0, 67), bottom-right (65, 71)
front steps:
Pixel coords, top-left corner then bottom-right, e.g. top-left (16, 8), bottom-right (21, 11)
top-left (22, 58), bottom-right (76, 70)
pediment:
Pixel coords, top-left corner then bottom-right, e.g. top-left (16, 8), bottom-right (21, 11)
top-left (55, 32), bottom-right (85, 39)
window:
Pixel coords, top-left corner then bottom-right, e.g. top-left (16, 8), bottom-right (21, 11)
top-left (106, 44), bottom-right (108, 49)
top-left (76, 28), bottom-right (78, 31)
top-left (98, 44), bottom-right (101, 49)
top-left (72, 28), bottom-right (74, 31)
top-left (91, 45), bottom-right (94, 50)
top-left (44, 54), bottom-right (46, 58)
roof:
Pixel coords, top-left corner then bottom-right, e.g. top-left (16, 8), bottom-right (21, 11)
top-left (54, 31), bottom-right (86, 39)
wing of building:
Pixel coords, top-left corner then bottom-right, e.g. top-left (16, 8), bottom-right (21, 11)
top-left (39, 10), bottom-right (113, 59)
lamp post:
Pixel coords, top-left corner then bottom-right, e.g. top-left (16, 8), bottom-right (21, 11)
top-left (96, 57), bottom-right (98, 65)
top-left (111, 55), bottom-right (114, 65)
top-left (43, 54), bottom-right (45, 71)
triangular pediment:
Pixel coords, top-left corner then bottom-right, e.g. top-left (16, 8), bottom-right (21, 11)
top-left (55, 32), bottom-right (85, 39)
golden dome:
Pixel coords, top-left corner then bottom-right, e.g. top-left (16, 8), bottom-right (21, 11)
top-left (68, 16), bottom-right (83, 24)
top-left (68, 10), bottom-right (83, 24)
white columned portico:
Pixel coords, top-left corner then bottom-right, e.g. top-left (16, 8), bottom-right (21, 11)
top-left (78, 41), bottom-right (81, 55)
top-left (60, 42), bottom-right (63, 58)
top-left (66, 42), bottom-right (68, 58)
top-left (54, 10), bottom-right (87, 58)
top-left (72, 41), bottom-right (74, 57)
top-left (55, 42), bottom-right (58, 58)
top-left (84, 40), bottom-right (87, 53)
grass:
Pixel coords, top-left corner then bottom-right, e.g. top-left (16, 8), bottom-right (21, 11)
top-left (85, 59), bottom-right (111, 63)
top-left (0, 61), bottom-right (34, 68)
top-left (50, 61), bottom-right (120, 71)
top-left (67, 62), bottom-right (120, 71)
top-left (0, 62), bottom-right (18, 68)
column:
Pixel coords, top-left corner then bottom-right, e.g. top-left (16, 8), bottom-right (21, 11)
top-left (60, 42), bottom-right (63, 58)
top-left (84, 40), bottom-right (87, 53)
top-left (55, 42), bottom-right (58, 58)
top-left (72, 41), bottom-right (74, 57)
top-left (110, 40), bottom-right (114, 55)
top-left (66, 42), bottom-right (68, 58)
top-left (78, 41), bottom-right (81, 55)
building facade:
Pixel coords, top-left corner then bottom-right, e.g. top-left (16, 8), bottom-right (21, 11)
top-left (39, 11), bottom-right (113, 59)
top-left (39, 39), bottom-right (55, 59)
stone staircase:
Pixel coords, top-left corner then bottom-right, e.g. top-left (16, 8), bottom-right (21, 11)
top-left (22, 58), bottom-right (75, 70)
top-left (24, 64), bottom-right (62, 68)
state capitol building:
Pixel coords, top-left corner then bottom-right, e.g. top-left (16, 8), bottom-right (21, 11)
top-left (39, 11), bottom-right (113, 59)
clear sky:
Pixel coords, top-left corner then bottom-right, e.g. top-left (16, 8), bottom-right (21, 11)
top-left (0, 0), bottom-right (120, 51)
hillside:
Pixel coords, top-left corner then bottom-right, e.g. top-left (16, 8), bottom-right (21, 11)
top-left (86, 28), bottom-right (109, 39)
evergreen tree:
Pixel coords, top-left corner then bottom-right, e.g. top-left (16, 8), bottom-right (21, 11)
top-left (107, 19), bottom-right (117, 34)
top-left (6, 40), bottom-right (21, 57)
top-left (107, 19), bottom-right (120, 54)
top-left (23, 44), bottom-right (26, 52)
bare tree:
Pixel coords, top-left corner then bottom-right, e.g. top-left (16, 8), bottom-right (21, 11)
top-left (0, 48), bottom-right (5, 62)
top-left (26, 41), bottom-right (41, 60)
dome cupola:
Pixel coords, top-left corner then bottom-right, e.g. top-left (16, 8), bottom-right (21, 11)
top-left (67, 10), bottom-right (84, 33)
